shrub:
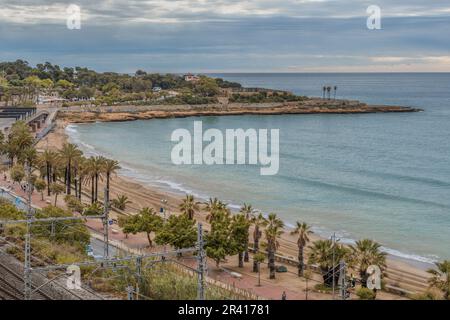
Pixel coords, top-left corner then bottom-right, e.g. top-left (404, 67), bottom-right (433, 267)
top-left (356, 287), bottom-right (377, 300)
top-left (64, 195), bottom-right (84, 213)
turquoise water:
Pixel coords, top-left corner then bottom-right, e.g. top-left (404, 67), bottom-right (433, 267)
top-left (67, 73), bottom-right (450, 263)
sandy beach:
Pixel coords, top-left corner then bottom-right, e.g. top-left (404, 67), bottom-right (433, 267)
top-left (31, 118), bottom-right (434, 299)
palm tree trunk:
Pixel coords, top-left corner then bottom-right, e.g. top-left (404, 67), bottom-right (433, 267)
top-left (244, 240), bottom-right (249, 262)
top-left (73, 167), bottom-right (77, 197)
top-left (252, 231), bottom-right (260, 273)
top-left (67, 161), bottom-right (71, 195)
top-left (106, 172), bottom-right (110, 201)
top-left (46, 163), bottom-right (51, 196)
top-left (298, 245), bottom-right (304, 277)
top-left (78, 178), bottom-right (82, 200)
top-left (238, 252), bottom-right (244, 268)
top-left (91, 179), bottom-right (95, 204)
top-left (269, 248), bottom-right (276, 279)
top-left (94, 174), bottom-right (98, 202)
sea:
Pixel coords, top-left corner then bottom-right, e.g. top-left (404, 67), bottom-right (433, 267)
top-left (66, 73), bottom-right (450, 266)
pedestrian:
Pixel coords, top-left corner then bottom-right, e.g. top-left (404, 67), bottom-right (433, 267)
top-left (281, 291), bottom-right (287, 300)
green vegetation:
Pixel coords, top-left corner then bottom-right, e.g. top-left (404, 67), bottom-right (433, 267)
top-left (356, 287), bottom-right (377, 300)
top-left (427, 260), bottom-right (450, 300)
top-left (308, 239), bottom-right (349, 286)
top-left (112, 194), bottom-right (131, 211)
top-left (349, 239), bottom-right (387, 287)
top-left (179, 194), bottom-right (200, 220)
top-left (290, 221), bottom-right (312, 277)
top-left (265, 213), bottom-right (284, 279)
top-left (229, 91), bottom-right (306, 103)
top-left (1, 117), bottom-right (442, 300)
top-left (0, 60), bottom-right (241, 107)
top-left (120, 208), bottom-right (163, 246)
top-left (155, 214), bottom-right (197, 250)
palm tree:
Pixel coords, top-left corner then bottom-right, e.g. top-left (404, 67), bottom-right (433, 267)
top-left (240, 203), bottom-right (254, 262)
top-left (265, 213), bottom-right (284, 279)
top-left (322, 86), bottom-right (326, 99)
top-left (350, 239), bottom-right (387, 287)
top-left (180, 194), bottom-right (200, 220)
top-left (251, 213), bottom-right (267, 273)
top-left (327, 86), bottom-right (331, 99)
top-left (290, 221), bottom-right (312, 277)
top-left (59, 143), bottom-right (82, 195)
top-left (333, 86), bottom-right (338, 99)
top-left (50, 183), bottom-right (64, 206)
top-left (85, 156), bottom-right (104, 203)
top-left (427, 260), bottom-right (450, 300)
top-left (231, 213), bottom-right (250, 268)
top-left (6, 121), bottom-right (34, 165)
top-left (112, 194), bottom-right (131, 211)
top-left (103, 158), bottom-right (120, 201)
top-left (204, 198), bottom-right (228, 223)
top-left (253, 252), bottom-right (266, 287)
top-left (308, 239), bottom-right (349, 286)
top-left (38, 150), bottom-right (59, 196)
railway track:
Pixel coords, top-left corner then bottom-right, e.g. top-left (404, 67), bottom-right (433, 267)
top-left (0, 261), bottom-right (53, 300)
top-left (0, 276), bottom-right (23, 300)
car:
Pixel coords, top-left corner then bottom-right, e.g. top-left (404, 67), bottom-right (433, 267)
top-left (276, 265), bottom-right (288, 273)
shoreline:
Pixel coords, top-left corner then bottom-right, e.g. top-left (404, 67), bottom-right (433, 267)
top-left (55, 99), bottom-right (422, 123)
top-left (36, 119), bottom-right (433, 296)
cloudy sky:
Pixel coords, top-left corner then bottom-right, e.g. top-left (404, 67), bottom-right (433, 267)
top-left (1, 0), bottom-right (449, 72)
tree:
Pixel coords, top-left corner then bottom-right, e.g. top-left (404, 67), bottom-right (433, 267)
top-left (194, 77), bottom-right (220, 97)
top-left (290, 221), bottom-right (312, 277)
top-left (349, 239), bottom-right (387, 287)
top-left (6, 121), bottom-right (34, 165)
top-left (112, 194), bottom-right (131, 211)
top-left (56, 79), bottom-right (74, 89)
top-left (34, 178), bottom-right (46, 201)
top-left (83, 202), bottom-right (103, 216)
top-left (251, 213), bottom-right (267, 272)
top-left (59, 143), bottom-right (82, 195)
top-left (179, 194), bottom-right (200, 220)
top-left (103, 158), bottom-right (120, 201)
top-left (204, 197), bottom-right (227, 223)
top-left (265, 213), bottom-right (284, 279)
top-left (38, 150), bottom-right (59, 196)
top-left (253, 252), bottom-right (266, 287)
top-left (33, 205), bottom-right (90, 247)
top-left (64, 195), bottom-right (84, 213)
top-left (205, 210), bottom-right (233, 268)
top-left (239, 203), bottom-right (253, 262)
top-left (85, 156), bottom-right (104, 203)
top-left (50, 183), bottom-right (64, 206)
top-left (10, 165), bottom-right (25, 184)
top-left (230, 213), bottom-right (251, 268)
top-left (119, 215), bottom-right (139, 239)
top-left (155, 214), bottom-right (197, 250)
top-left (308, 239), bottom-right (349, 286)
top-left (427, 260), bottom-right (450, 300)
top-left (134, 207), bottom-right (164, 247)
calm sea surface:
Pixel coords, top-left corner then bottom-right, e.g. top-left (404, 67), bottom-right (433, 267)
top-left (67, 73), bottom-right (450, 264)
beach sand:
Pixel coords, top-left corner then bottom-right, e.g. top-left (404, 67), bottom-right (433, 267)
top-left (33, 120), bottom-right (433, 299)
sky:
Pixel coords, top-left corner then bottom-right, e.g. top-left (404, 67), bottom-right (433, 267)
top-left (0, 0), bottom-right (449, 73)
